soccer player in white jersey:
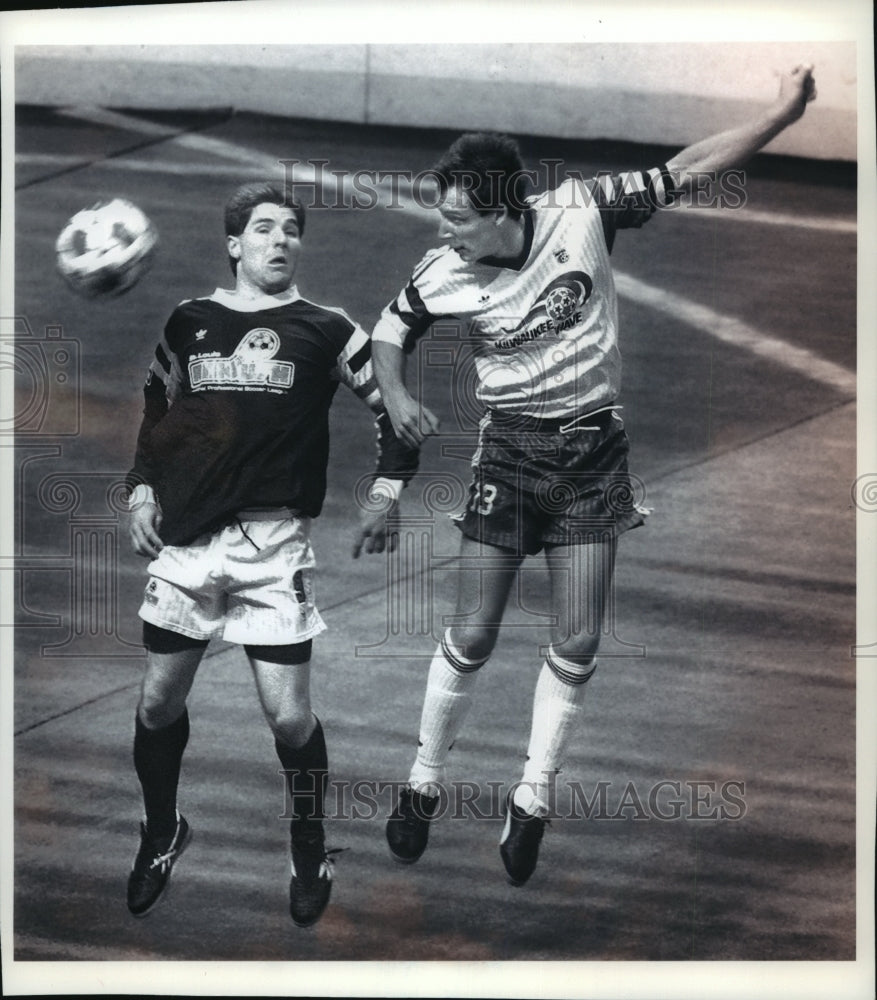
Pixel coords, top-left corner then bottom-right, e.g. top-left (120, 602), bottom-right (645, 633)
top-left (125, 181), bottom-right (417, 926)
top-left (370, 65), bottom-right (816, 884)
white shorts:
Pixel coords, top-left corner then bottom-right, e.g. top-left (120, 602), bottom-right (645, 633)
top-left (138, 511), bottom-right (327, 645)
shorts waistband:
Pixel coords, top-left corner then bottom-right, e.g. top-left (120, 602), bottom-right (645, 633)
top-left (488, 404), bottom-right (620, 435)
top-left (234, 506), bottom-right (300, 522)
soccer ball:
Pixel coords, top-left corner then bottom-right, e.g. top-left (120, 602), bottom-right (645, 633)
top-left (55, 198), bottom-right (158, 298)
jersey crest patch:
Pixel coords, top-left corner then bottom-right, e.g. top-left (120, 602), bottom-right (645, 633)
top-left (236, 327), bottom-right (281, 358)
top-left (493, 271), bottom-right (593, 349)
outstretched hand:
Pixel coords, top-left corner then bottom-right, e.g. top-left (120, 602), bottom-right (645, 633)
top-left (776, 63), bottom-right (817, 124)
top-left (352, 502), bottom-right (399, 559)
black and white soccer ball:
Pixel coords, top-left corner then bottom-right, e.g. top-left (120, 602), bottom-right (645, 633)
top-left (55, 198), bottom-right (158, 298)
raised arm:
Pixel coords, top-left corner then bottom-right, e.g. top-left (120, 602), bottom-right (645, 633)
top-left (666, 64), bottom-right (817, 192)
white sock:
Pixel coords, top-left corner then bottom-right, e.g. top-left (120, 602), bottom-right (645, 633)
top-left (516, 650), bottom-right (596, 815)
top-left (408, 633), bottom-right (487, 796)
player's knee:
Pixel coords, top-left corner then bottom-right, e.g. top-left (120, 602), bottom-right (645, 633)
top-left (139, 624), bottom-right (206, 726)
top-left (137, 679), bottom-right (187, 729)
top-left (447, 624), bottom-right (498, 664)
top-left (551, 633), bottom-right (601, 665)
top-left (138, 657), bottom-right (194, 724)
top-left (266, 705), bottom-right (314, 748)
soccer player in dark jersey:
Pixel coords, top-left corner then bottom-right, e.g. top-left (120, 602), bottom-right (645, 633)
top-left (371, 65), bottom-right (816, 885)
top-left (125, 181), bottom-right (417, 926)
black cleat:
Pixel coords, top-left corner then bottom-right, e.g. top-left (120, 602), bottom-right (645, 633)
top-left (386, 785), bottom-right (440, 864)
top-left (289, 821), bottom-right (335, 927)
top-left (499, 793), bottom-right (547, 886)
top-left (127, 814), bottom-right (192, 916)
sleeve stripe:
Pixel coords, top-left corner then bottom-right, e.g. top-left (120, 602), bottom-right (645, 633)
top-left (374, 250), bottom-right (446, 351)
top-left (657, 164), bottom-right (678, 205)
top-left (147, 338), bottom-right (173, 389)
top-left (335, 321), bottom-right (369, 364)
top-left (346, 339), bottom-right (371, 375)
top-left (405, 279), bottom-right (430, 317)
top-left (388, 277), bottom-right (433, 328)
top-left (595, 167), bottom-right (677, 213)
top-left (644, 168), bottom-right (659, 203)
top-left (393, 280), bottom-right (436, 341)
top-left (335, 323), bottom-right (383, 407)
top-left (343, 363), bottom-right (382, 411)
top-left (154, 342), bottom-right (171, 375)
top-left (360, 385), bottom-right (382, 409)
top-left (347, 367), bottom-right (376, 396)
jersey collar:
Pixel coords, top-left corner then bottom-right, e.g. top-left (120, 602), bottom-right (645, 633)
top-left (210, 285), bottom-right (302, 312)
top-left (475, 209), bottom-right (534, 271)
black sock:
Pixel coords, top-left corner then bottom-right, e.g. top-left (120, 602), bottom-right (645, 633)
top-left (275, 717), bottom-right (328, 824)
top-left (133, 709), bottom-right (189, 839)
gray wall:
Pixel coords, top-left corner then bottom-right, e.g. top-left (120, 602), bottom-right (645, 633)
top-left (15, 42), bottom-right (858, 160)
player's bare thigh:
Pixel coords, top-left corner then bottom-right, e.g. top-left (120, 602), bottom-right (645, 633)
top-left (545, 536), bottom-right (617, 662)
top-left (138, 645), bottom-right (206, 728)
top-left (445, 535), bottom-right (524, 661)
top-left (249, 655), bottom-right (314, 746)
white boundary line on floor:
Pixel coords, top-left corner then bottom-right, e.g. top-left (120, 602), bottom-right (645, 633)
top-left (43, 106), bottom-right (857, 396)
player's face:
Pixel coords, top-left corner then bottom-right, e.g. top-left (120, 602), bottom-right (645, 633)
top-left (228, 203), bottom-right (302, 295)
top-left (436, 186), bottom-right (505, 263)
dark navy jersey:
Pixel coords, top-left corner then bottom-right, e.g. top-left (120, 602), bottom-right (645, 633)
top-left (129, 286), bottom-right (418, 546)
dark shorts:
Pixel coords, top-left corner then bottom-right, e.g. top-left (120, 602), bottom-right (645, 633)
top-left (453, 407), bottom-right (649, 555)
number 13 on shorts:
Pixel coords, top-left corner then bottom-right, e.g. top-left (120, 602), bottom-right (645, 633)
top-left (469, 482), bottom-right (498, 516)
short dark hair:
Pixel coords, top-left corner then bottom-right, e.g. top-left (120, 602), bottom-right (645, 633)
top-left (432, 132), bottom-right (530, 219)
top-left (224, 182), bottom-right (305, 275)
top-left (224, 181), bottom-right (305, 237)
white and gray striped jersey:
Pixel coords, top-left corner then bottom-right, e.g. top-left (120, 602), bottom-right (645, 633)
top-left (372, 169), bottom-right (676, 419)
